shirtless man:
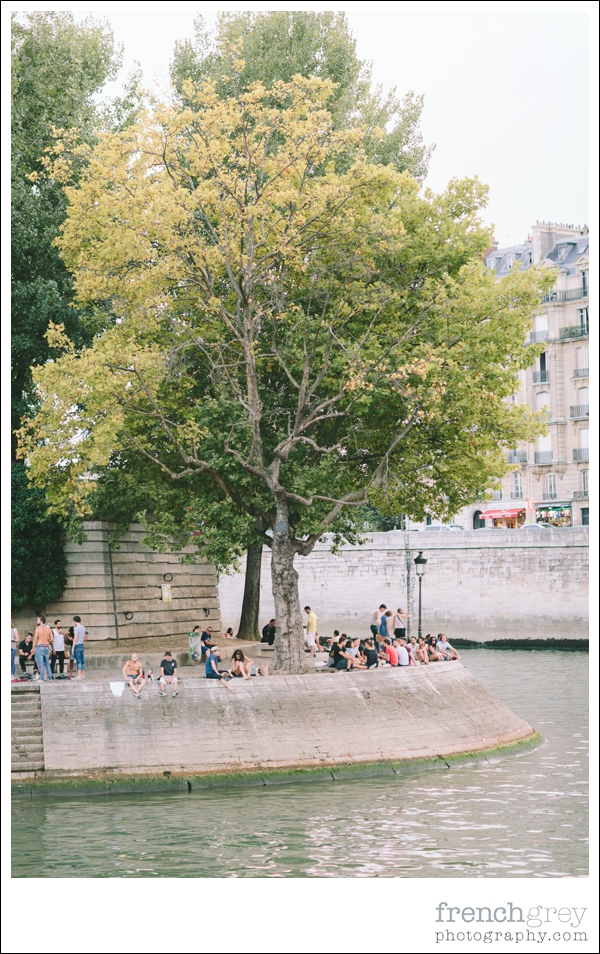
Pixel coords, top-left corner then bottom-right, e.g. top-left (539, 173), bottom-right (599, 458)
top-left (33, 616), bottom-right (54, 682)
top-left (122, 653), bottom-right (145, 697)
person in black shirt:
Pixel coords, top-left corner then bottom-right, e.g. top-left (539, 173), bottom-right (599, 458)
top-left (363, 638), bottom-right (379, 669)
top-left (261, 620), bottom-right (276, 645)
top-left (18, 634), bottom-right (35, 673)
top-left (200, 628), bottom-right (215, 656)
top-left (159, 652), bottom-right (178, 696)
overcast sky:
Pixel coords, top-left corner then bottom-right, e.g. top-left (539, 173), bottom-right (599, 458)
top-left (8, 1), bottom-right (596, 247)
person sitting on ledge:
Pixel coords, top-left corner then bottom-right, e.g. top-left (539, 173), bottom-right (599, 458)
top-left (205, 647), bottom-right (233, 691)
top-left (379, 637), bottom-right (398, 667)
top-left (200, 627), bottom-right (215, 656)
top-left (436, 633), bottom-right (460, 661)
top-left (331, 636), bottom-right (361, 672)
top-left (18, 633), bottom-right (36, 674)
top-left (122, 653), bottom-right (145, 698)
top-left (363, 638), bottom-right (379, 669)
top-left (224, 627), bottom-right (236, 639)
top-left (159, 651), bottom-right (179, 696)
top-left (261, 619), bottom-right (276, 645)
top-left (416, 636), bottom-right (430, 665)
top-left (427, 634), bottom-right (443, 662)
top-left (231, 648), bottom-right (253, 680)
top-left (393, 638), bottom-right (411, 667)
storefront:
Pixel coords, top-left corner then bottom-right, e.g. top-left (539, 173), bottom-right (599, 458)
top-left (535, 504), bottom-right (572, 527)
top-left (478, 506), bottom-right (526, 529)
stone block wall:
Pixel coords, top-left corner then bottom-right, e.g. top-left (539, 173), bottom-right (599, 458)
top-left (13, 522), bottom-right (222, 648)
top-left (219, 528), bottom-right (589, 640)
top-left (38, 664), bottom-right (534, 775)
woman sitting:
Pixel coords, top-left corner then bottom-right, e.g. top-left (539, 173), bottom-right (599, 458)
top-left (427, 634), bottom-right (443, 662)
top-left (416, 636), bottom-right (430, 665)
top-left (231, 648), bottom-right (253, 680)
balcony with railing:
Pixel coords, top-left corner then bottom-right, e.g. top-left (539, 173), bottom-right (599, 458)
top-left (542, 286), bottom-right (588, 304)
top-left (543, 493), bottom-right (557, 500)
top-left (506, 450), bottom-right (527, 463)
top-left (573, 367), bottom-right (589, 378)
top-left (559, 322), bottom-right (589, 340)
top-left (570, 405), bottom-right (589, 419)
top-left (529, 329), bottom-right (549, 344)
top-left (573, 490), bottom-right (589, 499)
top-left (534, 451), bottom-right (553, 464)
top-left (533, 370), bottom-right (550, 384)
top-left (573, 448), bottom-right (589, 461)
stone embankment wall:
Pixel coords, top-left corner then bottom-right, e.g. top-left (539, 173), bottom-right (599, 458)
top-left (219, 528), bottom-right (589, 640)
top-left (13, 522), bottom-right (222, 649)
top-left (37, 664), bottom-right (533, 775)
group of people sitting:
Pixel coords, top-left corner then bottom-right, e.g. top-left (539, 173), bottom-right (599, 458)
top-left (121, 651), bottom-right (179, 698)
top-left (324, 631), bottom-right (460, 671)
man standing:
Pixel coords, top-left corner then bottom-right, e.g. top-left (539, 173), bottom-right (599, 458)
top-left (72, 615), bottom-right (87, 679)
top-left (304, 606), bottom-right (318, 657)
top-left (370, 604), bottom-right (387, 643)
top-left (11, 620), bottom-right (19, 677)
top-left (261, 619), bottom-right (276, 645)
top-left (33, 616), bottom-right (53, 681)
top-left (159, 651), bottom-right (179, 697)
top-left (122, 652), bottom-right (145, 698)
top-left (50, 620), bottom-right (67, 678)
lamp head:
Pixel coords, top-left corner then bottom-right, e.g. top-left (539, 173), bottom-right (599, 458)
top-left (414, 551), bottom-right (427, 577)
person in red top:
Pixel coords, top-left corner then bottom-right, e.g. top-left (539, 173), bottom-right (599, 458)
top-left (379, 637), bottom-right (398, 667)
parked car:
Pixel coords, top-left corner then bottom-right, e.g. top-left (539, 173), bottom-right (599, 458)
top-left (518, 522), bottom-right (552, 530)
top-left (424, 524), bottom-right (464, 531)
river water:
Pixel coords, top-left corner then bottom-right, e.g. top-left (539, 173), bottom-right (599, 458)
top-left (11, 649), bottom-right (588, 878)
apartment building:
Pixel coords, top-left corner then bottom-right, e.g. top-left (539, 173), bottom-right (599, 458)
top-left (417, 220), bottom-right (590, 531)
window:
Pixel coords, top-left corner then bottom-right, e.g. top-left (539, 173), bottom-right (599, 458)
top-left (578, 307), bottom-right (588, 326)
top-left (581, 508), bottom-right (589, 526)
top-left (535, 315), bottom-right (548, 333)
top-left (576, 347), bottom-right (588, 369)
top-left (537, 434), bottom-right (552, 452)
top-left (510, 392), bottom-right (520, 404)
top-left (545, 473), bottom-right (557, 496)
top-left (581, 270), bottom-right (588, 294)
top-left (505, 254), bottom-right (514, 269)
top-left (536, 391), bottom-right (550, 419)
top-left (578, 387), bottom-right (589, 405)
top-left (526, 251), bottom-right (533, 265)
top-left (579, 428), bottom-right (589, 449)
top-left (426, 515), bottom-right (432, 526)
top-left (558, 245), bottom-right (569, 262)
top-left (582, 471), bottom-right (588, 494)
top-left (513, 472), bottom-right (523, 497)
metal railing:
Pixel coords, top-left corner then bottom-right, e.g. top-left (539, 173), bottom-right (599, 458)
top-left (534, 451), bottom-right (553, 464)
top-left (573, 448), bottom-right (589, 461)
top-left (542, 286), bottom-right (588, 303)
top-left (573, 367), bottom-right (589, 378)
top-left (573, 490), bottom-right (589, 499)
top-left (511, 492), bottom-right (524, 499)
top-left (529, 330), bottom-right (549, 343)
top-left (570, 405), bottom-right (589, 419)
top-left (543, 492), bottom-right (557, 500)
top-left (559, 323), bottom-right (589, 340)
top-left (533, 370), bottom-right (550, 384)
top-left (506, 450), bottom-right (527, 463)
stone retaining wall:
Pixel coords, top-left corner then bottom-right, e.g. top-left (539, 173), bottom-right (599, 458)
top-left (38, 664), bottom-right (534, 775)
top-left (13, 522), bottom-right (222, 648)
top-left (219, 528), bottom-right (589, 640)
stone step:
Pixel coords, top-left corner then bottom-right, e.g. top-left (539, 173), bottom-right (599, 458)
top-left (11, 711), bottom-right (42, 721)
top-left (12, 742), bottom-right (44, 754)
top-left (11, 726), bottom-right (44, 745)
top-left (11, 761), bottom-right (44, 773)
top-left (11, 698), bottom-right (42, 708)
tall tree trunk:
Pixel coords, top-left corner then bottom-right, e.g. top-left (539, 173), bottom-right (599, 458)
top-left (236, 543), bottom-right (263, 640)
top-left (271, 500), bottom-right (309, 673)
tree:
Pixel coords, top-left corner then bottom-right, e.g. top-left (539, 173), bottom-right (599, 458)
top-left (172, 11), bottom-right (433, 181)
top-left (19, 77), bottom-right (550, 672)
top-left (11, 464), bottom-right (67, 612)
top-left (11, 12), bottom-right (122, 451)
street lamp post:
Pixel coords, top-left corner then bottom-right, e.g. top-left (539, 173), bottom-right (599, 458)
top-left (414, 550), bottom-right (428, 640)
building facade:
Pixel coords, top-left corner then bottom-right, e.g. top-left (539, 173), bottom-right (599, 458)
top-left (415, 220), bottom-right (590, 531)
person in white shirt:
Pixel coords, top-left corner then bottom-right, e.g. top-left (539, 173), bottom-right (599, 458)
top-left (51, 620), bottom-right (67, 678)
top-left (72, 615), bottom-right (87, 678)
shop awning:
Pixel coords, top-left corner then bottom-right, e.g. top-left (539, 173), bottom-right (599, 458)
top-left (479, 507), bottom-right (525, 519)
